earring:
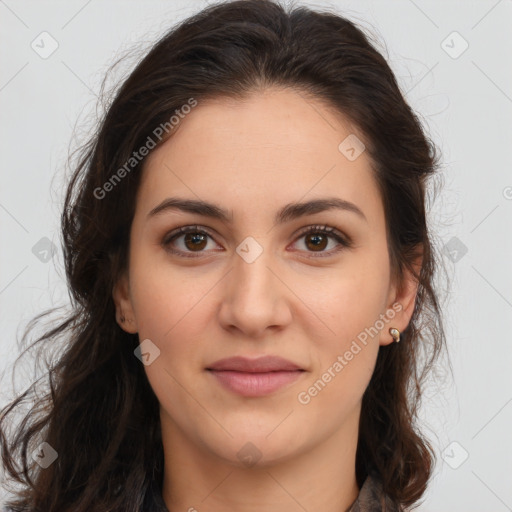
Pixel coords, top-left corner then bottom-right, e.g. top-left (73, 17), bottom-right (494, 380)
top-left (389, 327), bottom-right (400, 343)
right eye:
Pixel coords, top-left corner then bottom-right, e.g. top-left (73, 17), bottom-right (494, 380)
top-left (162, 225), bottom-right (223, 258)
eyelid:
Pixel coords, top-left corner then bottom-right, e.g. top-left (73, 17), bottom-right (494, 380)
top-left (161, 225), bottom-right (217, 243)
top-left (293, 224), bottom-right (351, 244)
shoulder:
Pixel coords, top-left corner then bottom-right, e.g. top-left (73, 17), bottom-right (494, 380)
top-left (349, 473), bottom-right (402, 512)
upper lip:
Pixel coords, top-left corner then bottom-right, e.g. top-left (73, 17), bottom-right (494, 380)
top-left (206, 355), bottom-right (304, 373)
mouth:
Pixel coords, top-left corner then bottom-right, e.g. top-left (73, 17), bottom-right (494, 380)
top-left (206, 355), bottom-right (306, 397)
top-left (206, 355), bottom-right (304, 373)
top-left (206, 369), bottom-right (305, 397)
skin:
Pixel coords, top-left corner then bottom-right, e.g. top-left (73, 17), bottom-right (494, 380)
top-left (113, 87), bottom-right (420, 512)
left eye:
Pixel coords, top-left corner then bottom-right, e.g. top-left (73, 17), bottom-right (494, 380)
top-left (162, 224), bottom-right (352, 258)
top-left (292, 225), bottom-right (351, 255)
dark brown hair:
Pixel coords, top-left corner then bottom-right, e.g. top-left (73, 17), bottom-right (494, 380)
top-left (0, 1), bottom-right (449, 510)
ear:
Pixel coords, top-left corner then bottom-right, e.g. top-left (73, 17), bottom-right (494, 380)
top-left (379, 244), bottom-right (423, 347)
top-left (112, 272), bottom-right (138, 334)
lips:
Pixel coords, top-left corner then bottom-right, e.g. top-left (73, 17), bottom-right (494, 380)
top-left (206, 355), bottom-right (304, 373)
top-left (206, 355), bottom-right (305, 397)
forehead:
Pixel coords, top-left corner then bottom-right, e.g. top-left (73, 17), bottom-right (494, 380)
top-left (137, 88), bottom-right (383, 227)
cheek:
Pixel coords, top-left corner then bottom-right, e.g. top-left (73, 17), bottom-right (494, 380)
top-left (300, 251), bottom-right (388, 399)
top-left (128, 242), bottom-right (197, 332)
top-left (128, 253), bottom-right (217, 370)
top-left (128, 261), bottom-right (212, 408)
top-left (310, 255), bottom-right (390, 342)
top-left (298, 276), bottom-right (383, 419)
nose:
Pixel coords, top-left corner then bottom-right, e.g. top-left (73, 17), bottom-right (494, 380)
top-left (217, 246), bottom-right (292, 338)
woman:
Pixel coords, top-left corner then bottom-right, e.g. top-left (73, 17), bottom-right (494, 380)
top-left (0, 1), bottom-right (448, 510)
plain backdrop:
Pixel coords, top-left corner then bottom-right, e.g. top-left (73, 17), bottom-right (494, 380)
top-left (1, 1), bottom-right (511, 510)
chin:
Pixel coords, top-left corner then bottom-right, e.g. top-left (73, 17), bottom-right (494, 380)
top-left (209, 430), bottom-right (309, 470)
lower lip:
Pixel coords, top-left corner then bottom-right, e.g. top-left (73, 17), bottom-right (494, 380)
top-left (207, 369), bottom-right (304, 397)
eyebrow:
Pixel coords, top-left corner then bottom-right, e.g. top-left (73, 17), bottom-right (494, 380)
top-left (147, 196), bottom-right (367, 224)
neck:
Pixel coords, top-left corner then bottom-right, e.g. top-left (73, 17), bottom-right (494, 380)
top-left (160, 406), bottom-right (361, 512)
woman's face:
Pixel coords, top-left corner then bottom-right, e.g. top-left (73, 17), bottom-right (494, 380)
top-left (114, 87), bottom-right (417, 468)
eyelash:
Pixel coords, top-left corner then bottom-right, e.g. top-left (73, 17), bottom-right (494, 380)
top-left (161, 224), bottom-right (353, 259)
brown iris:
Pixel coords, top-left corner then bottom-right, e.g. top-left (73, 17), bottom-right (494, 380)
top-left (305, 233), bottom-right (328, 251)
top-left (184, 232), bottom-right (208, 251)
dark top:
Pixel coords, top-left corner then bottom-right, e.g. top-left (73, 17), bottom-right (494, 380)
top-left (2, 472), bottom-right (401, 511)
top-left (146, 471), bottom-right (401, 512)
top-left (348, 473), bottom-right (402, 511)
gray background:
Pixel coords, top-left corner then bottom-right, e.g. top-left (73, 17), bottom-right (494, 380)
top-left (1, 0), bottom-right (511, 510)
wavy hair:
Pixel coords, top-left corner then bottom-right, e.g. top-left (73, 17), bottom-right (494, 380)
top-left (0, 1), bottom-right (449, 510)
